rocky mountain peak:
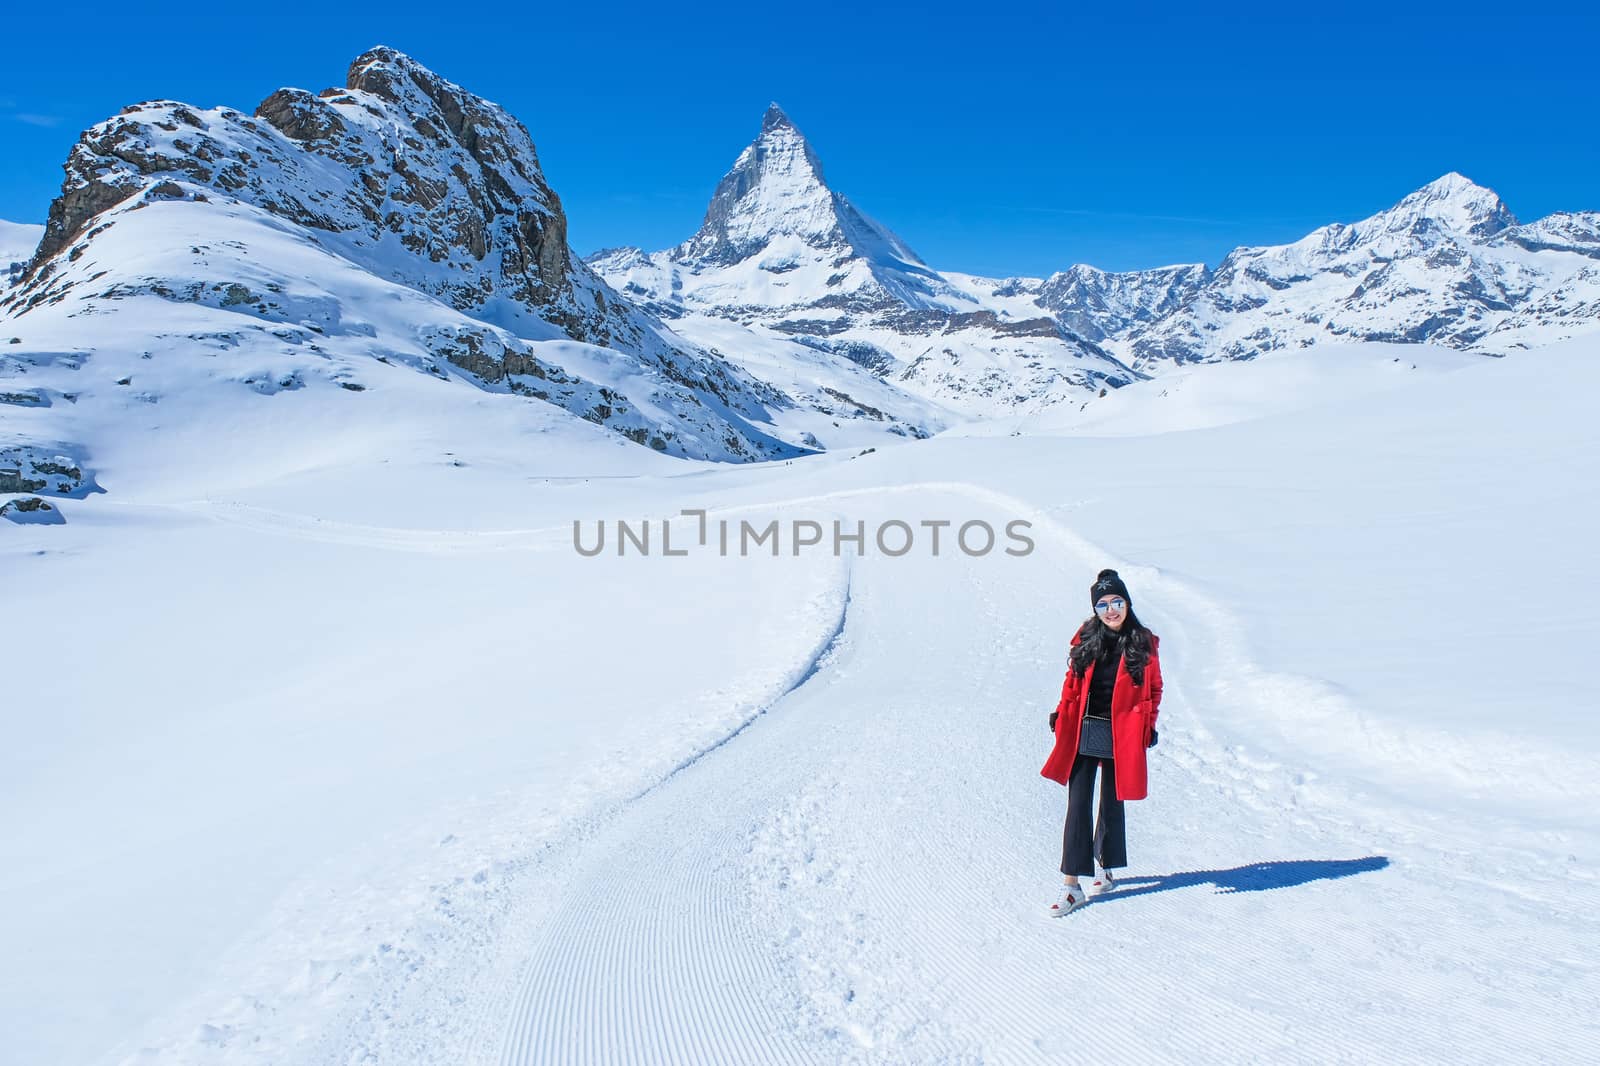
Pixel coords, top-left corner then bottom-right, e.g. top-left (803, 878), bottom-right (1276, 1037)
top-left (761, 102), bottom-right (797, 134)
top-left (18, 46), bottom-right (590, 326)
top-left (338, 46), bottom-right (549, 178)
top-left (672, 105), bottom-right (837, 265)
top-left (670, 104), bottom-right (928, 277)
top-left (345, 45), bottom-right (428, 96)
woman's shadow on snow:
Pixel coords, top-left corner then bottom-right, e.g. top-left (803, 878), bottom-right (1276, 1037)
top-left (1103, 856), bottom-right (1389, 899)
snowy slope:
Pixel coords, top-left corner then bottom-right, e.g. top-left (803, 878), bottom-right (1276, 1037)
top-left (983, 341), bottom-right (1487, 438)
top-left (4, 337), bottom-right (1597, 1064)
top-left (0, 195), bottom-right (796, 503)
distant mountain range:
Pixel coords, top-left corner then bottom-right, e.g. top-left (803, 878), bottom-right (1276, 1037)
top-left (591, 109), bottom-right (1600, 405)
top-left (3, 47), bottom-right (1597, 501)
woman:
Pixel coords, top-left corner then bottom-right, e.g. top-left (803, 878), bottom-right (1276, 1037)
top-left (1039, 569), bottom-right (1163, 916)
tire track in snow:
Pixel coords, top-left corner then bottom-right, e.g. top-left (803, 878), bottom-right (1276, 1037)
top-left (493, 559), bottom-right (857, 1065)
top-left (292, 546), bottom-right (858, 1066)
top-left (620, 573), bottom-right (853, 808)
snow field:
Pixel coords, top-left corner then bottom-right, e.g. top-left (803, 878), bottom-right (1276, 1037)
top-left (4, 339), bottom-right (1598, 1064)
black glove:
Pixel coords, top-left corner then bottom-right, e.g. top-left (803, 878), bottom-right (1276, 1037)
top-left (1146, 728), bottom-right (1159, 749)
top-left (1049, 710), bottom-right (1059, 733)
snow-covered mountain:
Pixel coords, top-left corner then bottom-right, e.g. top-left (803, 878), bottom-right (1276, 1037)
top-left (588, 106), bottom-right (1138, 417)
top-left (595, 129), bottom-right (1600, 389)
top-left (5, 49), bottom-right (972, 503)
top-left (1106, 173), bottom-right (1600, 368)
top-left (1029, 263), bottom-right (1211, 344)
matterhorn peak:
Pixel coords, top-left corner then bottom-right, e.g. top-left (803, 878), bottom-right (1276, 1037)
top-left (762, 102), bottom-right (797, 133)
top-left (671, 105), bottom-right (843, 265)
top-left (670, 104), bottom-right (929, 276)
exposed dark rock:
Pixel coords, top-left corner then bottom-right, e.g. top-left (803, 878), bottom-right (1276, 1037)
top-left (255, 88), bottom-right (349, 142)
top-left (1, 496), bottom-right (65, 524)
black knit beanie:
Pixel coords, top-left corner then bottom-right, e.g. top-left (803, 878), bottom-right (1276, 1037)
top-left (1090, 568), bottom-right (1131, 609)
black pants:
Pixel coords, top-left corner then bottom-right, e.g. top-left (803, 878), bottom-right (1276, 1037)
top-left (1060, 752), bottom-right (1128, 876)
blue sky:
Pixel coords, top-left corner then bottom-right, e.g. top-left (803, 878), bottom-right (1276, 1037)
top-left (2, 2), bottom-right (1595, 276)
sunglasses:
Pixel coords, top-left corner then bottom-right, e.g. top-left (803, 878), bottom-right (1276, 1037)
top-left (1094, 598), bottom-right (1126, 614)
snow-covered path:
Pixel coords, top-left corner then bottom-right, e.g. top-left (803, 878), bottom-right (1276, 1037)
top-left (470, 484), bottom-right (1598, 1064)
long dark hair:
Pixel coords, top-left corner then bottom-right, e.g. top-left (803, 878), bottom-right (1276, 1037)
top-left (1069, 607), bottom-right (1153, 685)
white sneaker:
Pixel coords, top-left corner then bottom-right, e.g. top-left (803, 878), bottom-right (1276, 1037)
top-left (1089, 867), bottom-right (1118, 896)
top-left (1049, 883), bottom-right (1086, 917)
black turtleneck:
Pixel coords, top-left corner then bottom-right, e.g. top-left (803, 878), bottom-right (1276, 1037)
top-left (1084, 631), bottom-right (1122, 720)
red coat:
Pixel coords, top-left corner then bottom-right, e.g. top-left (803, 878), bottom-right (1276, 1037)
top-left (1040, 631), bottom-right (1163, 800)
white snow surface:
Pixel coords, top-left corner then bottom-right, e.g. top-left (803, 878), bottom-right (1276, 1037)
top-left (1, 219), bottom-right (44, 283)
top-left (4, 339), bottom-right (1599, 1064)
top-left (1, 219), bottom-right (43, 261)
